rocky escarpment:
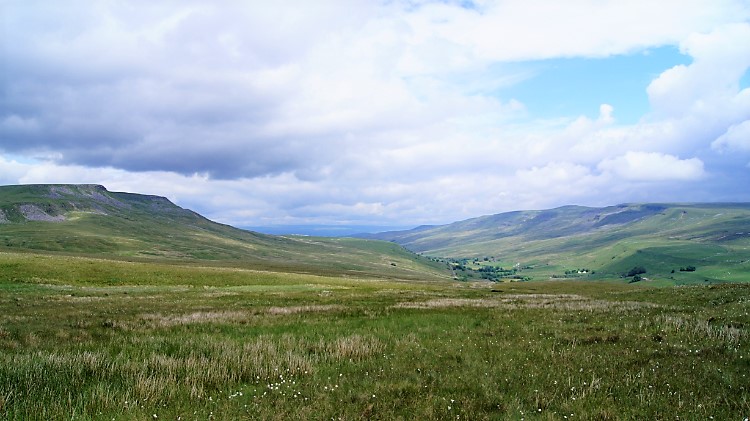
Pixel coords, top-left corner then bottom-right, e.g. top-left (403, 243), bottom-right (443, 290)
top-left (0, 184), bottom-right (189, 224)
top-left (18, 204), bottom-right (68, 222)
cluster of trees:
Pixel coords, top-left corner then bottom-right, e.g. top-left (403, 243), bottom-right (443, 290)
top-left (625, 266), bottom-right (647, 283)
top-left (447, 259), bottom-right (528, 282)
top-left (624, 264), bottom-right (699, 283)
top-left (476, 265), bottom-right (518, 281)
top-left (626, 266), bottom-right (647, 277)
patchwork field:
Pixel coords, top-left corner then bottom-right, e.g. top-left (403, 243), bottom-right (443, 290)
top-left (1, 251), bottom-right (748, 420)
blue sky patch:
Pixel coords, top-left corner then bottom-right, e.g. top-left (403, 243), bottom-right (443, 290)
top-left (498, 47), bottom-right (692, 124)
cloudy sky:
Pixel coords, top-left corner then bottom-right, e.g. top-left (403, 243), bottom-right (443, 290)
top-left (2, 1), bottom-right (750, 230)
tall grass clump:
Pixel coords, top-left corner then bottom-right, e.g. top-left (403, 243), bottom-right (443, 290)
top-left (0, 330), bottom-right (391, 419)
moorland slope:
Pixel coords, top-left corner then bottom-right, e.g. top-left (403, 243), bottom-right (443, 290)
top-left (360, 203), bottom-right (750, 284)
top-left (0, 184), bottom-right (448, 280)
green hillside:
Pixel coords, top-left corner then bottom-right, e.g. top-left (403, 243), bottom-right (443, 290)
top-left (362, 203), bottom-right (750, 285)
top-left (0, 184), bottom-right (448, 280)
top-left (1, 187), bottom-right (749, 419)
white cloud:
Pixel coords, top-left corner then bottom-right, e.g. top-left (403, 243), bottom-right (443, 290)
top-left (598, 152), bottom-right (705, 182)
top-left (2, 2), bottom-right (750, 226)
top-left (515, 162), bottom-right (596, 189)
top-left (402, 0), bottom-right (749, 63)
top-left (598, 104), bottom-right (614, 125)
top-left (647, 23), bottom-right (750, 118)
top-left (712, 120), bottom-right (750, 152)
top-left (0, 156), bottom-right (30, 185)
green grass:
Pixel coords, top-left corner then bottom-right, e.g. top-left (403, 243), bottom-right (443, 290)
top-left (0, 184), bottom-right (450, 281)
top-left (369, 203), bottom-right (750, 285)
top-left (0, 215), bottom-right (414, 268)
top-left (2, 188), bottom-right (749, 418)
top-left (1, 251), bottom-right (748, 419)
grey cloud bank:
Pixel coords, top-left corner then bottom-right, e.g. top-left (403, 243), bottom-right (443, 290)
top-left (2, 1), bottom-right (750, 227)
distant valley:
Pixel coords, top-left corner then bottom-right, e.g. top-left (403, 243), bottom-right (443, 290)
top-left (2, 184), bottom-right (749, 286)
top-left (357, 203), bottom-right (750, 285)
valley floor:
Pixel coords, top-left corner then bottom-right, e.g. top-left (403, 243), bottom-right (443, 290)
top-left (0, 251), bottom-right (748, 419)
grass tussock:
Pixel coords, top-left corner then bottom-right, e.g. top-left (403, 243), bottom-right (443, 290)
top-left (320, 334), bottom-right (384, 362)
top-left (0, 332), bottom-right (386, 417)
top-left (647, 314), bottom-right (746, 346)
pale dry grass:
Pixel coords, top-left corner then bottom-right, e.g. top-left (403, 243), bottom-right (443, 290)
top-left (648, 315), bottom-right (746, 346)
top-left (394, 294), bottom-right (660, 312)
top-left (199, 291), bottom-right (239, 298)
top-left (55, 294), bottom-right (108, 302)
top-left (320, 334), bottom-right (384, 362)
top-left (137, 305), bottom-right (345, 328)
top-left (139, 310), bottom-right (253, 327)
top-left (266, 304), bottom-right (343, 315)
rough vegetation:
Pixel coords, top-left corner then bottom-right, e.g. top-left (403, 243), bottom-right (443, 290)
top-left (0, 251), bottom-right (748, 419)
top-left (1, 185), bottom-right (749, 419)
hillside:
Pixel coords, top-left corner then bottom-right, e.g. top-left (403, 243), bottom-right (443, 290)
top-left (0, 184), bottom-right (448, 280)
top-left (360, 203), bottom-right (750, 284)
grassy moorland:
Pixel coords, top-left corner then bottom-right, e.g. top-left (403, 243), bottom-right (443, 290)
top-left (0, 184), bottom-right (448, 280)
top-left (1, 185), bottom-right (749, 419)
top-left (1, 251), bottom-right (748, 420)
top-left (365, 203), bottom-right (750, 285)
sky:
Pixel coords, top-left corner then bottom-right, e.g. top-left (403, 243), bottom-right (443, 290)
top-left (2, 1), bottom-right (750, 231)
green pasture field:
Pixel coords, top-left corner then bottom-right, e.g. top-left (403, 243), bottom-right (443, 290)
top-left (381, 203), bottom-right (750, 287)
top-left (443, 236), bottom-right (750, 286)
top-left (1, 251), bottom-right (749, 420)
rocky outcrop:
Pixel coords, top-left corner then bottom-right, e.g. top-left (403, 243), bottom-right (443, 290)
top-left (1, 184), bottom-right (196, 224)
top-left (18, 204), bottom-right (67, 222)
top-left (47, 184), bottom-right (129, 209)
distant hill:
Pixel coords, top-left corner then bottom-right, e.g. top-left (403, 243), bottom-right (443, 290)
top-left (358, 203), bottom-right (750, 285)
top-left (0, 184), bottom-right (448, 280)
